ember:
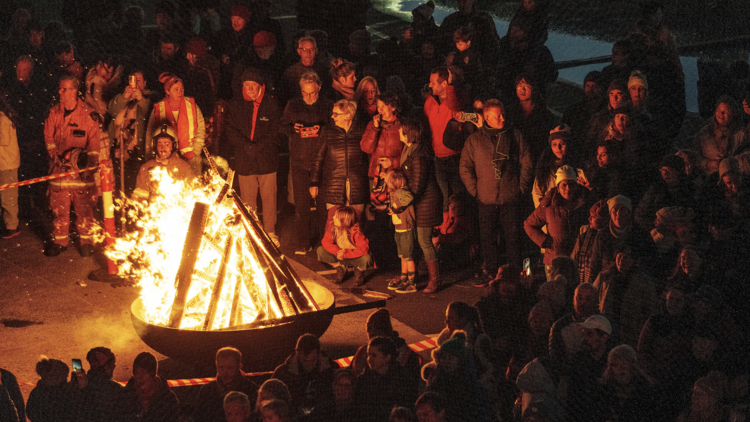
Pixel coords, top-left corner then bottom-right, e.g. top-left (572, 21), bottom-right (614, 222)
top-left (106, 163), bottom-right (318, 331)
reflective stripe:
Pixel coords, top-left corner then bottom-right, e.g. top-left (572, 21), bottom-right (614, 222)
top-left (49, 180), bottom-right (95, 188)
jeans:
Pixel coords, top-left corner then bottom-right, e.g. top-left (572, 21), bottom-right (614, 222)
top-left (434, 154), bottom-right (463, 212)
top-left (316, 246), bottom-right (373, 270)
top-left (477, 200), bottom-right (522, 273)
top-left (416, 226), bottom-right (437, 261)
top-left (238, 172), bottom-right (277, 234)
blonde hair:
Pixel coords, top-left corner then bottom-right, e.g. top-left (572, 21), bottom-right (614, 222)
top-left (333, 206), bottom-right (357, 231)
top-left (354, 76), bottom-right (380, 103)
top-left (333, 99), bottom-right (357, 120)
top-left (385, 169), bottom-right (407, 191)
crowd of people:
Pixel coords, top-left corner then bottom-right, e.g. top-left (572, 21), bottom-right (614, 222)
top-left (1, 0), bottom-right (750, 420)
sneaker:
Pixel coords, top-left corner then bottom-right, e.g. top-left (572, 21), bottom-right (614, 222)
top-left (334, 266), bottom-right (347, 284)
top-left (44, 243), bottom-right (67, 257)
top-left (473, 270), bottom-right (493, 288)
top-left (387, 276), bottom-right (406, 290)
top-left (353, 268), bottom-right (366, 286)
top-left (294, 245), bottom-right (312, 255)
top-left (1, 228), bottom-right (19, 239)
top-left (268, 233), bottom-right (281, 248)
top-left (396, 282), bottom-right (418, 293)
top-left (80, 244), bottom-right (95, 257)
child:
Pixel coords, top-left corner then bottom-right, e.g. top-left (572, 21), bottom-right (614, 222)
top-left (384, 169), bottom-right (417, 293)
top-left (433, 194), bottom-right (471, 270)
top-left (449, 26), bottom-right (483, 97)
top-left (317, 206), bottom-right (373, 285)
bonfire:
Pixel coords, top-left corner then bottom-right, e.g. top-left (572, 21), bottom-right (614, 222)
top-left (105, 158), bottom-right (317, 331)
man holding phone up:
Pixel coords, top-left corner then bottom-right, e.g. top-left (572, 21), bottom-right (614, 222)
top-left (280, 71), bottom-right (333, 254)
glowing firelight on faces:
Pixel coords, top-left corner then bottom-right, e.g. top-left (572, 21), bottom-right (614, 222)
top-left (106, 167), bottom-right (287, 330)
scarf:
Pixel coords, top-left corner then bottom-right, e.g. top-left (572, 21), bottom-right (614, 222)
top-left (610, 220), bottom-right (631, 239)
top-left (242, 85), bottom-right (265, 140)
top-left (332, 80), bottom-right (354, 100)
top-left (163, 99), bottom-right (194, 159)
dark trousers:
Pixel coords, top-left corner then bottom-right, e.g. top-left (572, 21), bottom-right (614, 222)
top-left (477, 200), bottom-right (521, 272)
top-left (291, 166), bottom-right (318, 248)
top-left (434, 154), bottom-right (464, 212)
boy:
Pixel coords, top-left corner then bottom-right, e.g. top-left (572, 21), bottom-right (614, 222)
top-left (384, 169), bottom-right (417, 293)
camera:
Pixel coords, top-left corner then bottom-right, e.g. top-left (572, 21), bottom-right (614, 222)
top-left (462, 112), bottom-right (479, 123)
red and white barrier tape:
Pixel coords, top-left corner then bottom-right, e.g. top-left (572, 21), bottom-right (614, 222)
top-left (17, 338), bottom-right (439, 387)
top-left (0, 166), bottom-right (100, 192)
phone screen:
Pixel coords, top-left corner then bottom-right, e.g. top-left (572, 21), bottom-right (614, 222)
top-left (72, 359), bottom-right (82, 372)
top-left (523, 258), bottom-right (530, 276)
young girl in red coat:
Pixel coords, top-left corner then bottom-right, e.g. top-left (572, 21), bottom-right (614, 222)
top-left (317, 205), bottom-right (373, 285)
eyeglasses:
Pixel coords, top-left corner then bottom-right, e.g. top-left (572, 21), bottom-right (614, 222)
top-left (297, 48), bottom-right (315, 54)
top-left (332, 112), bottom-right (348, 117)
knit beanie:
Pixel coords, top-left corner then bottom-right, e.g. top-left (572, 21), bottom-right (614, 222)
top-left (158, 72), bottom-right (182, 92)
top-left (660, 154), bottom-right (686, 174)
top-left (241, 67), bottom-right (265, 86)
top-left (590, 199), bottom-right (610, 219)
top-left (584, 70), bottom-right (602, 85)
top-left (439, 332), bottom-right (467, 361)
top-left (253, 31), bottom-right (277, 48)
top-left (555, 165), bottom-right (577, 186)
top-left (607, 195), bottom-right (632, 213)
top-left (230, 3), bottom-right (252, 22)
top-left (607, 344), bottom-right (637, 365)
top-left (718, 156), bottom-right (740, 178)
top-left (628, 70), bottom-right (648, 89)
top-left (548, 124), bottom-right (571, 144)
top-left (607, 78), bottom-right (628, 95)
top-left (185, 37), bottom-right (208, 57)
top-left (259, 379), bottom-right (292, 404)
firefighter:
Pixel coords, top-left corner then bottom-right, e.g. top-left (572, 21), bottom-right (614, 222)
top-left (144, 72), bottom-right (206, 176)
top-left (133, 125), bottom-right (195, 202)
top-left (43, 75), bottom-right (103, 257)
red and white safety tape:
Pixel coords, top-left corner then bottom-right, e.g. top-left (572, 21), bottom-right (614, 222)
top-left (17, 337), bottom-right (439, 387)
top-left (0, 166), bottom-right (100, 192)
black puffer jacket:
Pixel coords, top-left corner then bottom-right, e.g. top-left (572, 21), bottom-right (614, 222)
top-left (401, 142), bottom-right (443, 228)
top-left (280, 96), bottom-right (334, 171)
top-left (310, 116), bottom-right (369, 205)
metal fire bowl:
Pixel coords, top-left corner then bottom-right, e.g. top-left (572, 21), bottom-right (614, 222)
top-left (131, 280), bottom-right (336, 372)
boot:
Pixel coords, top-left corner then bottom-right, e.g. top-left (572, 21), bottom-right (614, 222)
top-left (422, 259), bottom-right (440, 293)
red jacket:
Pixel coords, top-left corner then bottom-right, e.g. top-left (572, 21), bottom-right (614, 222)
top-left (424, 84), bottom-right (467, 158)
top-left (321, 222), bottom-right (370, 259)
top-left (360, 119), bottom-right (403, 178)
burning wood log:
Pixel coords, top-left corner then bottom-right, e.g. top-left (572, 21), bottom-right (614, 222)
top-left (202, 235), bottom-right (234, 330)
top-left (232, 196), bottom-right (319, 312)
top-left (167, 202), bottom-right (211, 329)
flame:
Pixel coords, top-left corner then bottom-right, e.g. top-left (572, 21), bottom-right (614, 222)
top-left (106, 167), bottom-right (288, 330)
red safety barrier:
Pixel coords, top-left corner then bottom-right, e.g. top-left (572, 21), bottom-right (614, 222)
top-left (0, 166), bottom-right (99, 192)
top-left (16, 338), bottom-right (440, 388)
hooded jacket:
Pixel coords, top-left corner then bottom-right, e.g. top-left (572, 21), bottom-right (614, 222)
top-left (225, 68), bottom-right (282, 176)
top-left (459, 125), bottom-right (533, 205)
top-left (361, 118), bottom-right (404, 178)
top-left (525, 187), bottom-right (590, 265)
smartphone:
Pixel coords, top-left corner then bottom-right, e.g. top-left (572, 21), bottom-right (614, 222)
top-left (129, 75), bottom-right (136, 88)
top-left (72, 358), bottom-right (83, 373)
top-left (523, 258), bottom-right (531, 277)
top-left (300, 127), bottom-right (319, 138)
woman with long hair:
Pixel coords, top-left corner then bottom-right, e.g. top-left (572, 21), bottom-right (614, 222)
top-left (388, 117), bottom-right (442, 292)
top-left (354, 76), bottom-right (380, 118)
top-left (0, 91), bottom-right (20, 239)
top-left (507, 73), bottom-right (555, 161)
top-left (693, 95), bottom-right (748, 175)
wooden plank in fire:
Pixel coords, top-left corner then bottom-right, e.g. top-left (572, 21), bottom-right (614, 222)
top-left (202, 235), bottom-right (234, 330)
top-left (167, 202), bottom-right (211, 329)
